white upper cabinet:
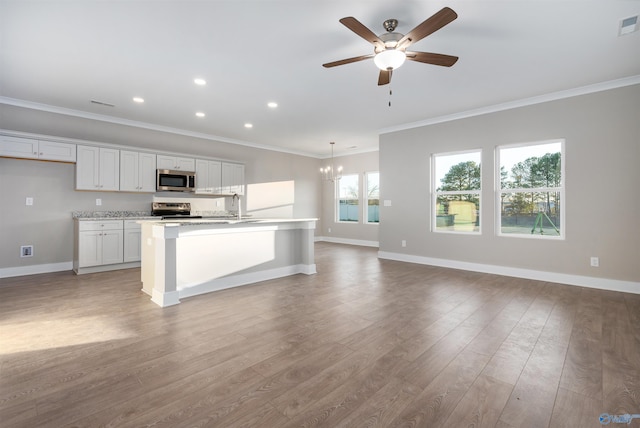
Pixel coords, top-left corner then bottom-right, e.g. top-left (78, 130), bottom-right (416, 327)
top-left (76, 145), bottom-right (120, 191)
top-left (1, 135), bottom-right (76, 162)
top-left (120, 150), bottom-right (156, 192)
top-left (157, 155), bottom-right (195, 171)
top-left (195, 159), bottom-right (222, 194)
top-left (221, 162), bottom-right (245, 195)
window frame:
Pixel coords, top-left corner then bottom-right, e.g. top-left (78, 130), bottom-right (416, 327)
top-left (365, 171), bottom-right (380, 225)
top-left (431, 149), bottom-right (482, 234)
top-left (336, 173), bottom-right (360, 223)
top-left (495, 139), bottom-right (565, 240)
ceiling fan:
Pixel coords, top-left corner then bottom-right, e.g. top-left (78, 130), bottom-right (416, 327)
top-left (323, 7), bottom-right (459, 86)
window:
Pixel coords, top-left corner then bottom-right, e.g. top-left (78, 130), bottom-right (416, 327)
top-left (337, 173), bottom-right (359, 222)
top-left (433, 150), bottom-right (481, 233)
top-left (497, 140), bottom-right (563, 238)
top-left (365, 172), bottom-right (380, 224)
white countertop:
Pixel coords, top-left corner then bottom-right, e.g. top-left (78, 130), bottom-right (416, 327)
top-left (140, 218), bottom-right (317, 226)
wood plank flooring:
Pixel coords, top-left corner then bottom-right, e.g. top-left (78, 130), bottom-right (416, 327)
top-left (1, 242), bottom-right (639, 427)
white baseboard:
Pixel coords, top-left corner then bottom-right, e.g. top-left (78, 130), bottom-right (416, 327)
top-left (315, 236), bottom-right (379, 248)
top-left (377, 251), bottom-right (640, 295)
top-left (0, 262), bottom-right (73, 278)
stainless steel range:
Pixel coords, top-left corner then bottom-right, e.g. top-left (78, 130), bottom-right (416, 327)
top-left (151, 202), bottom-right (202, 219)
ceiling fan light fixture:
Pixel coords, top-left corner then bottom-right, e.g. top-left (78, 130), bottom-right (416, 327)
top-left (374, 49), bottom-right (406, 71)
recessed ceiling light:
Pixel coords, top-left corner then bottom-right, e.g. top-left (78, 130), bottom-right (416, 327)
top-left (133, 97), bottom-right (144, 103)
top-left (194, 78), bottom-right (206, 86)
top-left (244, 123), bottom-right (253, 128)
top-left (196, 112), bottom-right (205, 118)
top-left (267, 102), bottom-right (278, 108)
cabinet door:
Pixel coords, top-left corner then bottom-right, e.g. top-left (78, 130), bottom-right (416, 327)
top-left (233, 164), bottom-right (245, 195)
top-left (221, 163), bottom-right (244, 195)
top-left (119, 150), bottom-right (139, 192)
top-left (157, 155), bottom-right (194, 171)
top-left (138, 153), bottom-right (157, 192)
top-left (221, 162), bottom-right (234, 194)
top-left (195, 159), bottom-right (211, 193)
top-left (38, 140), bottom-right (76, 162)
top-left (99, 148), bottom-right (120, 191)
top-left (123, 227), bottom-right (141, 262)
top-left (156, 155), bottom-right (176, 170)
top-left (0, 135), bottom-right (39, 159)
top-left (176, 157), bottom-right (195, 171)
top-left (78, 230), bottom-right (102, 267)
top-left (101, 230), bottom-right (124, 265)
top-left (76, 145), bottom-right (100, 190)
top-left (209, 161), bottom-right (222, 194)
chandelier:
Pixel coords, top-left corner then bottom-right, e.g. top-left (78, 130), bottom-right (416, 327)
top-left (320, 142), bottom-right (342, 182)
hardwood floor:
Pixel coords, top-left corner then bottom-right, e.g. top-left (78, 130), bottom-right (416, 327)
top-left (1, 242), bottom-right (639, 427)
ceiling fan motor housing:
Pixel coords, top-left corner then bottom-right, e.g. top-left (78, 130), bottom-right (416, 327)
top-left (375, 31), bottom-right (404, 53)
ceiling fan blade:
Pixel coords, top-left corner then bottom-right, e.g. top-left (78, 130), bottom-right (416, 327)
top-left (405, 51), bottom-right (459, 67)
top-left (339, 17), bottom-right (384, 48)
top-left (378, 69), bottom-right (391, 86)
top-left (323, 54), bottom-right (374, 68)
top-left (396, 7), bottom-right (457, 50)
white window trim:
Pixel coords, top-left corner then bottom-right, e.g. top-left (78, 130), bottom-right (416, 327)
top-left (365, 171), bottom-right (380, 225)
top-left (495, 139), bottom-right (565, 240)
top-left (431, 149), bottom-right (482, 235)
top-left (336, 173), bottom-right (360, 224)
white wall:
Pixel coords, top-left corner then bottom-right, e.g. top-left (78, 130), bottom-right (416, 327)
top-left (320, 150), bottom-right (379, 246)
top-left (379, 84), bottom-right (640, 289)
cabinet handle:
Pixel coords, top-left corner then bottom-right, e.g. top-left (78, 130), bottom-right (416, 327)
top-left (33, 151), bottom-right (38, 155)
top-left (39, 152), bottom-right (43, 156)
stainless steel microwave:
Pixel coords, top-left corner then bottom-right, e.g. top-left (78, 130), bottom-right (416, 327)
top-left (156, 169), bottom-right (196, 192)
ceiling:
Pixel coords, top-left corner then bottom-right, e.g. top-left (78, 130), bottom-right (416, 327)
top-left (1, 1), bottom-right (639, 158)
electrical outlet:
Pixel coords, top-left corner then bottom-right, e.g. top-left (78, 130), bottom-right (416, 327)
top-left (20, 245), bottom-right (33, 257)
top-left (96, 198), bottom-right (102, 206)
top-left (402, 240), bottom-right (407, 247)
top-left (328, 228), bottom-right (331, 233)
top-left (590, 257), bottom-right (599, 267)
top-left (26, 197), bottom-right (33, 206)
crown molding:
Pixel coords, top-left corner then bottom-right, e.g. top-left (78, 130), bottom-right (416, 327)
top-left (0, 96), bottom-right (319, 158)
top-left (378, 75), bottom-right (640, 135)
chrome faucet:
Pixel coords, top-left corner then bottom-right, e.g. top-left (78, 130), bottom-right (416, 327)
top-left (232, 193), bottom-right (241, 220)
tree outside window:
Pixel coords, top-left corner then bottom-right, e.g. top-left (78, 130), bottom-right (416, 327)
top-left (433, 151), bottom-right (481, 233)
top-left (498, 141), bottom-right (563, 238)
top-left (337, 174), bottom-right (359, 222)
top-left (366, 172), bottom-right (379, 224)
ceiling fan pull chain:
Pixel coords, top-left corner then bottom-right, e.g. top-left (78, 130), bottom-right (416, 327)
top-left (388, 87), bottom-right (392, 107)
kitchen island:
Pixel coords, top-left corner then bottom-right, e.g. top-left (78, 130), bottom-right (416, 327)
top-left (140, 218), bottom-right (317, 307)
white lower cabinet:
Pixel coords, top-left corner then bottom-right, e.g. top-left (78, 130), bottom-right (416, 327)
top-left (123, 220), bottom-right (142, 263)
top-left (76, 220), bottom-right (124, 268)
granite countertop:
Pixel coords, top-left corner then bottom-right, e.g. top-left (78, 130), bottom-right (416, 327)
top-left (71, 210), bottom-right (241, 221)
top-left (72, 211), bottom-right (154, 220)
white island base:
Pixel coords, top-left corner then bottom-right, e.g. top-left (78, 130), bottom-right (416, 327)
top-left (140, 219), bottom-right (317, 307)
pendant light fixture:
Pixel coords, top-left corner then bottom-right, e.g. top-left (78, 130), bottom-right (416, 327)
top-left (320, 142), bottom-right (343, 182)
